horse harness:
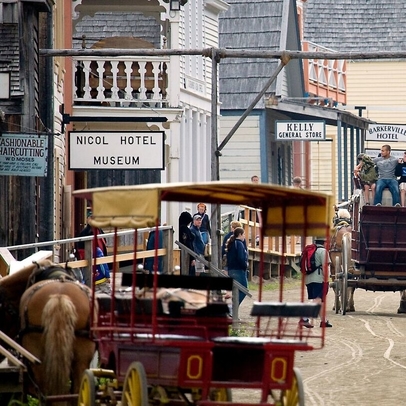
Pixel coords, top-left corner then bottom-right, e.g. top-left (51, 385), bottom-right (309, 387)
top-left (330, 220), bottom-right (352, 252)
top-left (19, 278), bottom-right (92, 339)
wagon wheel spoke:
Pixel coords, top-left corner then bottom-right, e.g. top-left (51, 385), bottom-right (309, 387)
top-left (78, 369), bottom-right (96, 406)
top-left (210, 388), bottom-right (232, 402)
top-left (121, 361), bottom-right (148, 406)
top-left (280, 367), bottom-right (304, 406)
top-left (341, 233), bottom-right (351, 315)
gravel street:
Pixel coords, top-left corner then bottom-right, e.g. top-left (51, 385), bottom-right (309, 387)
top-left (234, 281), bottom-right (406, 405)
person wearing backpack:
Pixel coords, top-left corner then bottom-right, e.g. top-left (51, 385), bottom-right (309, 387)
top-left (300, 237), bottom-right (332, 328)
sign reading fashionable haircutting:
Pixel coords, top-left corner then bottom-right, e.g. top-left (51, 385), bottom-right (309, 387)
top-left (366, 124), bottom-right (406, 142)
top-left (275, 121), bottom-right (325, 141)
top-left (68, 131), bottom-right (165, 170)
top-left (0, 133), bottom-right (48, 177)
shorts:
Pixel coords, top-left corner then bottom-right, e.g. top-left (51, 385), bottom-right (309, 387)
top-left (399, 183), bottom-right (406, 191)
top-left (306, 282), bottom-right (329, 301)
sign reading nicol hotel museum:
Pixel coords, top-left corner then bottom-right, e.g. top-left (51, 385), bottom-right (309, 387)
top-left (69, 131), bottom-right (165, 170)
top-left (275, 121), bottom-right (326, 141)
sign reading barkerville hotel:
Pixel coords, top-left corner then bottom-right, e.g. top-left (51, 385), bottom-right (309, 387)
top-left (366, 124), bottom-right (406, 142)
top-left (69, 131), bottom-right (165, 170)
top-left (275, 121), bottom-right (326, 141)
top-left (0, 134), bottom-right (48, 177)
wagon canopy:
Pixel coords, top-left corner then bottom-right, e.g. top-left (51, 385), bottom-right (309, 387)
top-left (73, 182), bottom-right (332, 237)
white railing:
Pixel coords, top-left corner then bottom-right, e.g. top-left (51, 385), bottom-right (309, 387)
top-left (73, 56), bottom-right (170, 107)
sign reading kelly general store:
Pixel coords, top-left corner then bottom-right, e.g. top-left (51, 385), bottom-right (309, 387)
top-left (275, 121), bottom-right (326, 141)
top-left (0, 133), bottom-right (48, 177)
top-left (69, 131), bottom-right (165, 170)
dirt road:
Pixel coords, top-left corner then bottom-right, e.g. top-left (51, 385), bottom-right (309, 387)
top-left (234, 282), bottom-right (406, 405)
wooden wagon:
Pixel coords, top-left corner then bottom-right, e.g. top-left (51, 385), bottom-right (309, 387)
top-left (333, 193), bottom-right (406, 314)
top-left (74, 182), bottom-right (332, 406)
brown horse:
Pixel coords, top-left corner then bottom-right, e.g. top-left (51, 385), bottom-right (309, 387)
top-left (0, 260), bottom-right (96, 404)
top-left (330, 209), bottom-right (355, 312)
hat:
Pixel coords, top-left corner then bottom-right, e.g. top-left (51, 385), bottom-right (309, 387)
top-left (193, 214), bottom-right (202, 220)
top-left (314, 237), bottom-right (326, 244)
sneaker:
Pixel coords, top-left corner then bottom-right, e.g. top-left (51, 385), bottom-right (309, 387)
top-left (320, 321), bottom-right (333, 328)
top-left (299, 318), bottom-right (314, 328)
top-left (395, 203), bottom-right (401, 207)
top-left (376, 203), bottom-right (382, 206)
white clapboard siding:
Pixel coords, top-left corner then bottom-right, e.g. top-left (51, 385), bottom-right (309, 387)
top-left (219, 115), bottom-right (261, 182)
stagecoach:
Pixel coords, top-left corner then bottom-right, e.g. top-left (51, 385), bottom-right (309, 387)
top-left (333, 191), bottom-right (406, 315)
top-left (74, 182), bottom-right (332, 406)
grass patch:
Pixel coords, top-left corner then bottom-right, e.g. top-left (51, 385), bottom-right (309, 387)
top-left (248, 277), bottom-right (302, 291)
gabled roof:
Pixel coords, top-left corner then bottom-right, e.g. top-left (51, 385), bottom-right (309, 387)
top-left (219, 0), bottom-right (304, 110)
top-left (304, 0), bottom-right (406, 52)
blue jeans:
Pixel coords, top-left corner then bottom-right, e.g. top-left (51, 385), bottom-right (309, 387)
top-left (228, 269), bottom-right (248, 304)
top-left (374, 179), bottom-right (400, 205)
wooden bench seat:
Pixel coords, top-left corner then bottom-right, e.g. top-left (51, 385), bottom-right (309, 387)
top-left (250, 301), bottom-right (321, 318)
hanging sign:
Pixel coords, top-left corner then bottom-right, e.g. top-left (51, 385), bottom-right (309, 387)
top-left (69, 131), bottom-right (165, 170)
top-left (366, 124), bottom-right (406, 142)
top-left (0, 134), bottom-right (48, 177)
top-left (275, 121), bottom-right (325, 141)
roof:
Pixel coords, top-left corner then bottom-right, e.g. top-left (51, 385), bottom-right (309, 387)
top-left (219, 0), bottom-right (304, 110)
top-left (304, 0), bottom-right (406, 52)
top-left (73, 181), bottom-right (332, 237)
top-left (267, 99), bottom-right (372, 129)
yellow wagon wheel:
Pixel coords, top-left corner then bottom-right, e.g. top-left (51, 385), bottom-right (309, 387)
top-left (121, 361), bottom-right (149, 406)
top-left (280, 367), bottom-right (304, 406)
top-left (77, 369), bottom-right (96, 406)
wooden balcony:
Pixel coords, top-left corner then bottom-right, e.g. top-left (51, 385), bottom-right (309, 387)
top-left (73, 56), bottom-right (170, 108)
top-left (302, 41), bottom-right (347, 106)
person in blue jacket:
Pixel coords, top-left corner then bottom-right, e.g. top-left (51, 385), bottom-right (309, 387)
top-left (94, 246), bottom-right (111, 294)
top-left (144, 228), bottom-right (163, 274)
top-left (226, 227), bottom-right (249, 304)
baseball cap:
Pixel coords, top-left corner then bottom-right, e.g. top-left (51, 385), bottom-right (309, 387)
top-left (193, 214), bottom-right (202, 220)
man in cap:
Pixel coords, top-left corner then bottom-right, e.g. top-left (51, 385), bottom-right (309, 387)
top-left (300, 237), bottom-right (332, 328)
top-left (193, 203), bottom-right (211, 245)
top-left (189, 214), bottom-right (206, 274)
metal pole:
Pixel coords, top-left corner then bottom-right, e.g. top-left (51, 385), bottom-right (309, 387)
top-left (211, 48), bottom-right (221, 270)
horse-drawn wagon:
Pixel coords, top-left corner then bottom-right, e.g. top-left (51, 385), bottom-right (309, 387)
top-left (333, 193), bottom-right (406, 315)
top-left (73, 182), bottom-right (332, 406)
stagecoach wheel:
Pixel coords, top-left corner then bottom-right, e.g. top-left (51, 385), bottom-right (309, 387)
top-left (121, 361), bottom-right (148, 406)
top-left (209, 388), bottom-right (232, 402)
top-left (78, 369), bottom-right (96, 406)
top-left (280, 367), bottom-right (304, 406)
top-left (340, 233), bottom-right (351, 316)
top-left (334, 256), bottom-right (341, 314)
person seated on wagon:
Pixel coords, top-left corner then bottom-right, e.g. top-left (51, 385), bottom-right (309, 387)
top-left (354, 153), bottom-right (376, 205)
top-left (371, 145), bottom-right (400, 206)
top-left (395, 152), bottom-right (406, 207)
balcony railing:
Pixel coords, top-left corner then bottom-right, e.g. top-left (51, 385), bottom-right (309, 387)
top-left (73, 56), bottom-right (170, 108)
top-left (302, 41), bottom-right (347, 106)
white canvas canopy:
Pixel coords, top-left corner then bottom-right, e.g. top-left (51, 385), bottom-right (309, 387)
top-left (73, 181), bottom-right (332, 237)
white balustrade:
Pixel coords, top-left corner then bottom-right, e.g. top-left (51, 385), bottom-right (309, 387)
top-left (73, 56), bottom-right (170, 107)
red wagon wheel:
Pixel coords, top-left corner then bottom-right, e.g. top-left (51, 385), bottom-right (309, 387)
top-left (121, 361), bottom-right (149, 406)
